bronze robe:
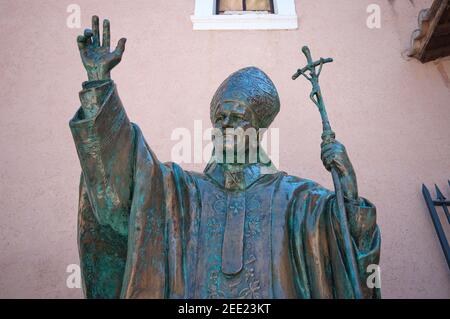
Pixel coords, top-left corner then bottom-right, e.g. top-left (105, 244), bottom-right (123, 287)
top-left (70, 81), bottom-right (381, 299)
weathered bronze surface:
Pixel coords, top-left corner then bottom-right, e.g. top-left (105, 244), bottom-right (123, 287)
top-left (293, 46), bottom-right (363, 298)
top-left (70, 16), bottom-right (381, 299)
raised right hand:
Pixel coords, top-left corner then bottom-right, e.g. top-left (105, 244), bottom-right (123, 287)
top-left (77, 15), bottom-right (126, 81)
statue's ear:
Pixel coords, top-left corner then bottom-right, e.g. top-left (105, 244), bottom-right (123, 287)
top-left (210, 100), bottom-right (222, 123)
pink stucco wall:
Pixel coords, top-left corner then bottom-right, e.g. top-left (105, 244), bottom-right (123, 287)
top-left (0, 0), bottom-right (449, 298)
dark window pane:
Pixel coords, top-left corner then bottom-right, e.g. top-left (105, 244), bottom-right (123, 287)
top-left (246, 0), bottom-right (271, 11)
top-left (219, 0), bottom-right (243, 12)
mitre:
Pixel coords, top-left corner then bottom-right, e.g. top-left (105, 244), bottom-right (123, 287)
top-left (210, 67), bottom-right (280, 129)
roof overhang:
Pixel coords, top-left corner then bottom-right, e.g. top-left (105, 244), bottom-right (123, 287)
top-left (408, 0), bottom-right (450, 63)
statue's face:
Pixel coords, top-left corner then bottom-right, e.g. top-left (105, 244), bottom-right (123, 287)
top-left (212, 98), bottom-right (257, 163)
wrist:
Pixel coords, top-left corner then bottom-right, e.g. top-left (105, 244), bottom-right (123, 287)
top-left (87, 72), bottom-right (111, 81)
top-left (87, 65), bottom-right (111, 81)
top-left (344, 195), bottom-right (360, 205)
top-left (339, 172), bottom-right (358, 200)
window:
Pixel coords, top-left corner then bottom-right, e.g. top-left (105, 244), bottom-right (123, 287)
top-left (191, 0), bottom-right (298, 30)
top-left (217, 0), bottom-right (275, 14)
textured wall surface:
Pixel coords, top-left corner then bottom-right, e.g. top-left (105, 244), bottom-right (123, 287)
top-left (0, 0), bottom-right (449, 298)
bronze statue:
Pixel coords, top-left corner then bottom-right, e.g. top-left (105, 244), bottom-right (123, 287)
top-left (70, 16), bottom-right (380, 299)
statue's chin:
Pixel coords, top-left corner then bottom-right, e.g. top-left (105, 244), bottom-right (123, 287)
top-left (222, 144), bottom-right (250, 164)
top-left (213, 140), bottom-right (249, 164)
top-left (222, 145), bottom-right (235, 161)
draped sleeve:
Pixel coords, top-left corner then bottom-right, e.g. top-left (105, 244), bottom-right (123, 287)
top-left (288, 185), bottom-right (381, 299)
top-left (69, 81), bottom-right (198, 299)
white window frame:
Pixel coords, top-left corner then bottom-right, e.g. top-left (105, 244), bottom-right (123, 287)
top-left (191, 0), bottom-right (298, 30)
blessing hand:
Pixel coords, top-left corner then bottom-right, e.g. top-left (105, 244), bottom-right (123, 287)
top-left (76, 16), bottom-right (126, 81)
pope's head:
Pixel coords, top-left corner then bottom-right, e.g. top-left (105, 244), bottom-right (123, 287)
top-left (210, 67), bottom-right (280, 164)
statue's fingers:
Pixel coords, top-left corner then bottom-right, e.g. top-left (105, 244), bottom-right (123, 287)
top-left (321, 150), bottom-right (335, 164)
top-left (321, 146), bottom-right (335, 161)
top-left (321, 143), bottom-right (345, 157)
top-left (323, 157), bottom-right (332, 171)
top-left (321, 143), bottom-right (334, 153)
top-left (77, 32), bottom-right (92, 51)
top-left (84, 28), bottom-right (93, 37)
top-left (92, 15), bottom-right (100, 47)
top-left (320, 139), bottom-right (335, 148)
top-left (325, 150), bottom-right (338, 163)
top-left (333, 159), bottom-right (346, 174)
top-left (77, 35), bottom-right (87, 51)
top-left (113, 38), bottom-right (127, 57)
top-left (83, 29), bottom-right (93, 45)
top-left (102, 19), bottom-right (110, 49)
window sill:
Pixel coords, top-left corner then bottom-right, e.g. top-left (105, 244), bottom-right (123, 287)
top-left (191, 13), bottom-right (298, 30)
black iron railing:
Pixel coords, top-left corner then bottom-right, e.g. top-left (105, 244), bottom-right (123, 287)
top-left (422, 181), bottom-right (450, 271)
